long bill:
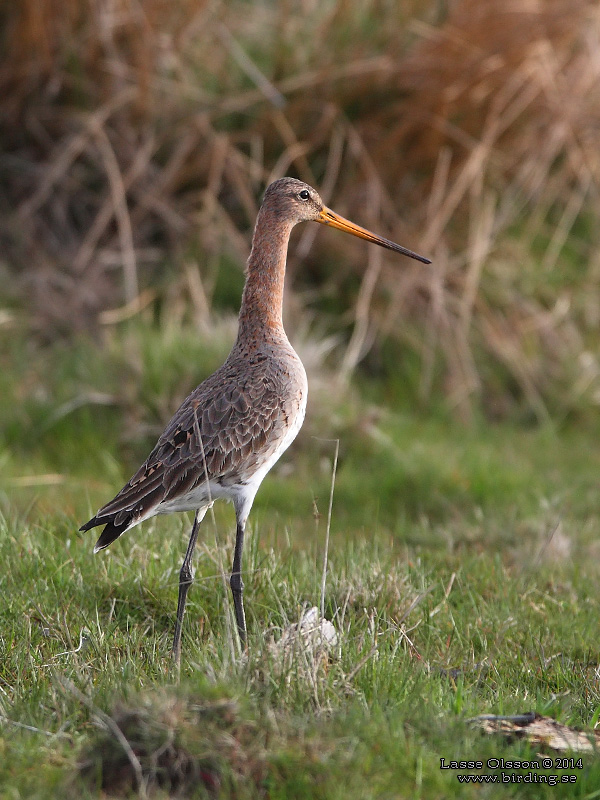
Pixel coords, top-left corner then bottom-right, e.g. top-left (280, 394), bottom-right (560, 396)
top-left (318, 207), bottom-right (431, 264)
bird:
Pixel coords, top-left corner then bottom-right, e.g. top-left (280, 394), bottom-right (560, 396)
top-left (80, 177), bottom-right (431, 662)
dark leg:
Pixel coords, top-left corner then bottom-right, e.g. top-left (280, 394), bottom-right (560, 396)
top-left (172, 509), bottom-right (202, 663)
top-left (230, 521), bottom-right (246, 646)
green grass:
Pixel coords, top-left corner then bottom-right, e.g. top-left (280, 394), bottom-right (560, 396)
top-left (1, 511), bottom-right (600, 797)
top-left (1, 320), bottom-right (600, 797)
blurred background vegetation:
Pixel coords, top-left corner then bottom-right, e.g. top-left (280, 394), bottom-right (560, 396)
top-left (2, 0), bottom-right (600, 506)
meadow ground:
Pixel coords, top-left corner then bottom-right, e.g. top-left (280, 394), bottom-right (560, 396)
top-left (1, 319), bottom-right (600, 799)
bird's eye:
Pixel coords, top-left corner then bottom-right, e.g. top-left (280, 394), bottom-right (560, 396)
top-left (298, 189), bottom-right (310, 200)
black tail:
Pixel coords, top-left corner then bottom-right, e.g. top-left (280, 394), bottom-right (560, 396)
top-left (79, 515), bottom-right (133, 552)
top-left (80, 469), bottom-right (165, 552)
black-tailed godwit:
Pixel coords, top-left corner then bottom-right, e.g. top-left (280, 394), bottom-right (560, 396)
top-left (80, 177), bottom-right (431, 661)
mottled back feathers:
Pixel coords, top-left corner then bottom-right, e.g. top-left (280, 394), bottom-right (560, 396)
top-left (80, 337), bottom-right (307, 549)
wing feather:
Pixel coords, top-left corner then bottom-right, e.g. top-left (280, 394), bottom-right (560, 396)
top-left (80, 346), bottom-right (306, 548)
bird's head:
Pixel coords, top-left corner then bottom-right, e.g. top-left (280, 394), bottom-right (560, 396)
top-left (262, 177), bottom-right (431, 264)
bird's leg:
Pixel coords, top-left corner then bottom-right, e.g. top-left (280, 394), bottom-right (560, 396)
top-left (172, 509), bottom-right (201, 663)
top-left (230, 520), bottom-right (246, 646)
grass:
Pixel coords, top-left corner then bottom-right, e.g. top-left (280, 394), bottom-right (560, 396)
top-left (2, 511), bottom-right (600, 798)
top-left (1, 319), bottom-right (600, 798)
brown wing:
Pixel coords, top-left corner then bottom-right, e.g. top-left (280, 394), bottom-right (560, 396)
top-left (80, 349), bottom-right (304, 546)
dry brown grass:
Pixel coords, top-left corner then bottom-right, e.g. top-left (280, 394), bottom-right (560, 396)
top-left (386, 0), bottom-right (600, 420)
top-left (2, 0), bottom-right (600, 419)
